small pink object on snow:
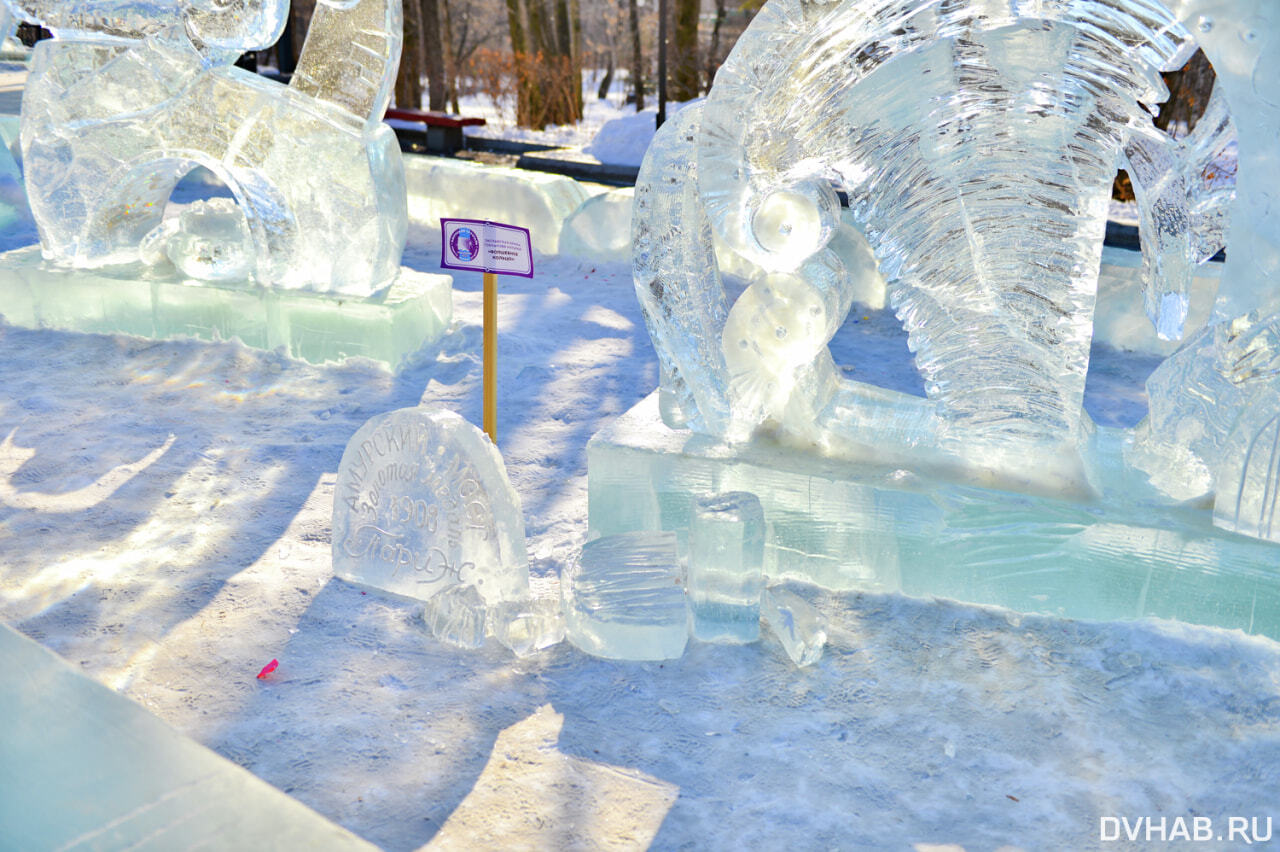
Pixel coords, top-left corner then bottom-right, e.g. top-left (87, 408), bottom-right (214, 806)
top-left (256, 659), bottom-right (279, 679)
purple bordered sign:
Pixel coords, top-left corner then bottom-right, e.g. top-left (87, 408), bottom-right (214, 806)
top-left (439, 218), bottom-right (534, 278)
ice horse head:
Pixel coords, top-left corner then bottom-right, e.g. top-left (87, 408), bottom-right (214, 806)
top-left (634, 0), bottom-right (1254, 498)
top-left (4, 0), bottom-right (407, 295)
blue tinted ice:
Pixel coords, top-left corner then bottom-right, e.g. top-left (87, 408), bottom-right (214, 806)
top-left (688, 492), bottom-right (765, 644)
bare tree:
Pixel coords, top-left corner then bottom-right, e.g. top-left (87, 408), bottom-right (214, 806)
top-left (669, 0), bottom-right (699, 101)
top-left (422, 0), bottom-right (449, 109)
top-left (396, 0), bottom-right (425, 109)
top-left (628, 0), bottom-right (644, 110)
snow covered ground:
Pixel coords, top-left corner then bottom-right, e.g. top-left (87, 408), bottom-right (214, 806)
top-left (0, 66), bottom-right (1277, 852)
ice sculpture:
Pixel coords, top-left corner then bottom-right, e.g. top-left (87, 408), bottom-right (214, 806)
top-left (638, 0), bottom-right (1242, 492)
top-left (3, 0), bottom-right (407, 295)
top-left (332, 407), bottom-right (530, 605)
top-left (597, 0), bottom-right (1280, 640)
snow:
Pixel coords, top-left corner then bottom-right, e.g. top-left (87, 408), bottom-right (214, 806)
top-left (0, 66), bottom-right (1277, 852)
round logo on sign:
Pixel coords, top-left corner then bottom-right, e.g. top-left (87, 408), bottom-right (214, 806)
top-left (451, 227), bottom-right (480, 262)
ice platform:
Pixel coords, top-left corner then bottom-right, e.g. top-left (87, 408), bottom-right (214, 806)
top-left (588, 393), bottom-right (1280, 641)
top-left (0, 247), bottom-right (452, 370)
top-left (0, 623), bottom-right (374, 851)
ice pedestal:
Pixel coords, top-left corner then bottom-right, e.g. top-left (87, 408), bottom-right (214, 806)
top-left (0, 623), bottom-right (373, 851)
top-left (0, 247), bottom-right (451, 370)
top-left (588, 392), bottom-right (1280, 640)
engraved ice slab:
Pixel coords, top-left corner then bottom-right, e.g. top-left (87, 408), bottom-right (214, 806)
top-left (0, 246), bottom-right (451, 370)
top-left (562, 531), bottom-right (689, 661)
top-left (332, 407), bottom-right (530, 606)
top-left (6, 0), bottom-right (406, 295)
top-left (0, 623), bottom-right (374, 851)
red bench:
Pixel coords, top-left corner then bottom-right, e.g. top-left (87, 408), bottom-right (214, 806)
top-left (384, 108), bottom-right (486, 154)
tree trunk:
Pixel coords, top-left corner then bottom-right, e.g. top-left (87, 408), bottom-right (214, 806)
top-left (505, 0), bottom-right (535, 126)
top-left (670, 0), bottom-right (699, 101)
top-left (598, 50), bottom-right (615, 100)
top-left (1155, 48), bottom-right (1216, 136)
top-left (628, 0), bottom-right (644, 110)
top-left (396, 0), bottom-right (425, 110)
top-left (705, 0), bottom-right (726, 90)
top-left (420, 0), bottom-right (448, 110)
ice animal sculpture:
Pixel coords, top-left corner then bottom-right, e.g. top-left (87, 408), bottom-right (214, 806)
top-left (633, 0), bottom-right (1280, 548)
top-left (3, 0), bottom-right (407, 295)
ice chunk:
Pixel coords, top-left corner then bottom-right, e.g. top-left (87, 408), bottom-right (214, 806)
top-left (761, 586), bottom-right (826, 668)
top-left (687, 491), bottom-right (765, 644)
top-left (10, 0), bottom-right (406, 295)
top-left (492, 597), bottom-right (565, 657)
top-left (141, 198), bottom-right (255, 282)
top-left (562, 531), bottom-right (688, 661)
top-left (423, 583), bottom-right (488, 649)
top-left (332, 407), bottom-right (530, 606)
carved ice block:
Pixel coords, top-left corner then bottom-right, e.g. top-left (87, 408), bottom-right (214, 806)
top-left (332, 407), bottom-right (529, 605)
top-left (562, 531), bottom-right (689, 661)
top-left (687, 491), bottom-right (765, 644)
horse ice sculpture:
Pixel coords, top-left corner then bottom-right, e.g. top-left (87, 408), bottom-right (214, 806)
top-left (635, 0), bottom-right (1280, 549)
top-left (3, 0), bottom-right (407, 295)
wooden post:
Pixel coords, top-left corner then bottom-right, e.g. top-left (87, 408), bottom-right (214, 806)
top-left (483, 271), bottom-right (498, 444)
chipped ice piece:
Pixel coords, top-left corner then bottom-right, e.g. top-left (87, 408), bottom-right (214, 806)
top-left (761, 587), bottom-right (825, 668)
top-left (492, 597), bottom-right (565, 657)
top-left (687, 491), bottom-right (765, 644)
top-left (423, 584), bottom-right (487, 649)
top-left (332, 407), bottom-right (530, 606)
top-left (562, 531), bottom-right (688, 661)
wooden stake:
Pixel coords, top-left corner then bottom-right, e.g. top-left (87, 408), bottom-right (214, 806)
top-left (483, 271), bottom-right (497, 444)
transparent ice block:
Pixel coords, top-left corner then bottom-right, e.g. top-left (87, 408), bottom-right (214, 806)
top-left (762, 586), bottom-right (826, 668)
top-left (687, 491), bottom-right (765, 644)
top-left (561, 531), bottom-right (689, 661)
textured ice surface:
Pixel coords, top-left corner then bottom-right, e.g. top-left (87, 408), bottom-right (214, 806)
top-left (332, 407), bottom-right (530, 605)
top-left (0, 245), bottom-right (452, 369)
top-left (762, 586), bottom-right (826, 667)
top-left (687, 491), bottom-right (765, 644)
top-left (562, 531), bottom-right (689, 661)
top-left (7, 0), bottom-right (406, 295)
top-left (0, 623), bottom-right (374, 851)
top-left (423, 582), bottom-right (488, 649)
